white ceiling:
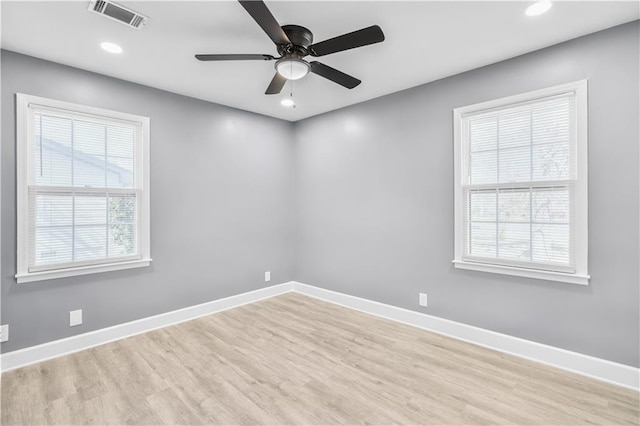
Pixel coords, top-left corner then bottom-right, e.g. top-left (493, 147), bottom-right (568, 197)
top-left (2, 1), bottom-right (638, 121)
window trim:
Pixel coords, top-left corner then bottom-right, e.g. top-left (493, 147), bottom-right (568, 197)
top-left (452, 81), bottom-right (589, 285)
top-left (15, 93), bottom-right (152, 283)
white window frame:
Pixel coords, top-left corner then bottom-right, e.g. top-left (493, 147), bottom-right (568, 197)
top-left (452, 81), bottom-right (589, 285)
top-left (16, 94), bottom-right (152, 283)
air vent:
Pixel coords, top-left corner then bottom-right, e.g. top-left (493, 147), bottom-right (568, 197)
top-left (88, 0), bottom-right (148, 30)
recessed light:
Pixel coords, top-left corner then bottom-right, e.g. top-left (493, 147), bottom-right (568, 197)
top-left (100, 42), bottom-right (123, 54)
top-left (281, 98), bottom-right (295, 108)
top-left (525, 1), bottom-right (552, 17)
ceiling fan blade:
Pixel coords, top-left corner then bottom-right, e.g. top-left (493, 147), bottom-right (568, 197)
top-left (195, 54), bottom-right (275, 61)
top-left (310, 62), bottom-right (361, 89)
top-left (309, 25), bottom-right (385, 57)
top-left (265, 72), bottom-right (287, 95)
top-left (238, 0), bottom-right (291, 46)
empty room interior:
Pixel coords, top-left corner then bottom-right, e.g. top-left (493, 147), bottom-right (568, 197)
top-left (1, 0), bottom-right (639, 424)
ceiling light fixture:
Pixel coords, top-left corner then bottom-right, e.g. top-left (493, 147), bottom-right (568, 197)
top-left (525, 1), bottom-right (552, 16)
top-left (275, 58), bottom-right (310, 80)
top-left (100, 42), bottom-right (123, 54)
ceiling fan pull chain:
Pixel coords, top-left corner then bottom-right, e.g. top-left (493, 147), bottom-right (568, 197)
top-left (291, 80), bottom-right (296, 109)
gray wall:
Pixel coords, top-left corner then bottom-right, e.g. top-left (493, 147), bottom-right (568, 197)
top-left (293, 22), bottom-right (640, 367)
top-left (1, 50), bottom-right (295, 352)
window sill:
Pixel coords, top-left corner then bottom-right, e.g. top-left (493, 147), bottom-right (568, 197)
top-left (16, 258), bottom-right (152, 284)
top-left (452, 260), bottom-right (589, 286)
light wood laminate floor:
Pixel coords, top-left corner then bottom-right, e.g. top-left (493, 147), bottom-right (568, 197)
top-left (2, 293), bottom-right (639, 425)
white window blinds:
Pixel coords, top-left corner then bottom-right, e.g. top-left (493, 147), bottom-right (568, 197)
top-left (463, 95), bottom-right (575, 272)
top-left (16, 94), bottom-right (151, 283)
top-left (453, 81), bottom-right (588, 284)
top-left (30, 112), bottom-right (139, 270)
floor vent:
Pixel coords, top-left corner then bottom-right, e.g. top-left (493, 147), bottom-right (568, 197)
top-left (88, 0), bottom-right (148, 30)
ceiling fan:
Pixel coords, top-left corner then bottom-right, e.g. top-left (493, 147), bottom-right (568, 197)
top-left (195, 0), bottom-right (385, 95)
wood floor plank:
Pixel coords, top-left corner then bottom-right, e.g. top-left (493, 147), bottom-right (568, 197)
top-left (2, 292), bottom-right (638, 425)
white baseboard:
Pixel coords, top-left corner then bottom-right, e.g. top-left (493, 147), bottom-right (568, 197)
top-left (1, 282), bottom-right (294, 372)
top-left (3, 280), bottom-right (637, 391)
top-left (291, 281), bottom-right (640, 391)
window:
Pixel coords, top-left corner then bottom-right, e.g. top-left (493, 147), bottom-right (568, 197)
top-left (453, 81), bottom-right (589, 285)
top-left (16, 94), bottom-right (151, 283)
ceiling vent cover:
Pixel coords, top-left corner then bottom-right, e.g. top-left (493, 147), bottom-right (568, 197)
top-left (88, 0), bottom-right (148, 30)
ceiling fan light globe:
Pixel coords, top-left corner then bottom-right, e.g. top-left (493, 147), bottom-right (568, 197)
top-left (276, 58), bottom-right (310, 80)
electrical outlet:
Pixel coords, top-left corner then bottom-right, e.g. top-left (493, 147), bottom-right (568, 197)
top-left (265, 271), bottom-right (271, 282)
top-left (0, 324), bottom-right (8, 343)
top-left (419, 293), bottom-right (428, 307)
top-left (70, 309), bottom-right (83, 327)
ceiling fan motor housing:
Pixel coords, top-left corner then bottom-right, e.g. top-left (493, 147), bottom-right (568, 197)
top-left (278, 25), bottom-right (314, 57)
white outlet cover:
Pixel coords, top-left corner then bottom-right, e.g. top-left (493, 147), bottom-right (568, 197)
top-left (265, 271), bottom-right (271, 282)
top-left (419, 293), bottom-right (428, 307)
top-left (0, 324), bottom-right (8, 342)
top-left (70, 309), bottom-right (83, 327)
